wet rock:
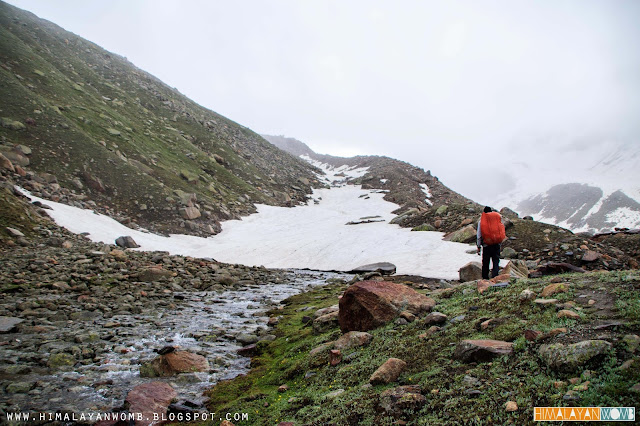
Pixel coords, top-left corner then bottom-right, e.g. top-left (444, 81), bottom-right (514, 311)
top-left (0, 316), bottom-right (24, 333)
top-left (333, 331), bottom-right (373, 351)
top-left (459, 262), bottom-right (482, 282)
top-left (48, 353), bottom-right (75, 369)
top-left (115, 236), bottom-right (139, 248)
top-left (141, 351), bottom-right (209, 377)
top-left (6, 381), bottom-right (34, 394)
top-left (379, 385), bottom-right (426, 417)
top-left (538, 340), bottom-right (612, 371)
top-left (236, 333), bottom-right (259, 345)
top-left (453, 340), bottom-right (513, 363)
top-left (349, 262), bottom-right (396, 275)
top-left (369, 358), bottom-right (406, 385)
top-left (125, 382), bottom-right (177, 426)
top-left (338, 281), bottom-right (435, 332)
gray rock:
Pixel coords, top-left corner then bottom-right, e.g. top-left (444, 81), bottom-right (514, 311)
top-left (349, 262), bottom-right (396, 275)
top-left (502, 247), bottom-right (517, 258)
top-left (0, 316), bottom-right (24, 333)
top-left (236, 333), bottom-right (259, 345)
top-left (5, 227), bottom-right (25, 237)
top-left (459, 262), bottom-right (482, 282)
top-left (538, 340), bottom-right (612, 371)
top-left (115, 236), bottom-right (139, 248)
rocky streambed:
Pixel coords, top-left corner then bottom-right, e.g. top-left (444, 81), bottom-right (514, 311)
top-left (0, 225), bottom-right (349, 417)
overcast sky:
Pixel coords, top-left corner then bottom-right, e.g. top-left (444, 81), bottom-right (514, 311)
top-left (6, 0), bottom-right (640, 203)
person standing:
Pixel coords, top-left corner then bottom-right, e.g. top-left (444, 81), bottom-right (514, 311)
top-left (476, 206), bottom-right (506, 279)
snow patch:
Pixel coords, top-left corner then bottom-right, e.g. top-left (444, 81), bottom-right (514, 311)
top-left (19, 185), bottom-right (478, 280)
top-left (300, 155), bottom-right (369, 185)
top-left (606, 207), bottom-right (640, 229)
top-left (420, 183), bottom-right (433, 206)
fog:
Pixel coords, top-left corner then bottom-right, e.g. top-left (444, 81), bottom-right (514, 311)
top-left (7, 0), bottom-right (640, 203)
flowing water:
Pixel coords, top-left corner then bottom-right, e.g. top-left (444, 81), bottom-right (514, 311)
top-left (0, 270), bottom-right (349, 416)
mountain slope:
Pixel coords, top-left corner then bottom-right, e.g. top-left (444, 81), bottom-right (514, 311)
top-left (0, 1), bottom-right (319, 236)
top-left (263, 134), bottom-right (479, 231)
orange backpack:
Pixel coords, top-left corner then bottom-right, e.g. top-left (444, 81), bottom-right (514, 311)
top-left (480, 212), bottom-right (506, 245)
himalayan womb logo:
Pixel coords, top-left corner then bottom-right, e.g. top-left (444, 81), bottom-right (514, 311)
top-left (534, 407), bottom-right (635, 421)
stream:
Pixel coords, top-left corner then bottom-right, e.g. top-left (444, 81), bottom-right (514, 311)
top-left (0, 269), bottom-right (349, 417)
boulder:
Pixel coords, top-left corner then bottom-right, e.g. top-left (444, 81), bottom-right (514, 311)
top-left (0, 316), bottom-right (24, 333)
top-left (333, 331), bottom-right (373, 351)
top-left (379, 385), bottom-right (426, 417)
top-left (538, 340), bottom-right (612, 371)
top-left (137, 267), bottom-right (173, 282)
top-left (309, 342), bottom-right (334, 367)
top-left (530, 263), bottom-right (586, 277)
top-left (338, 281), bottom-right (435, 332)
top-left (313, 311), bottom-right (339, 334)
top-left (501, 247), bottom-right (517, 259)
top-left (0, 117), bottom-right (26, 130)
top-left (541, 283), bottom-right (569, 297)
top-left (582, 250), bottom-right (601, 262)
top-left (115, 236), bottom-right (139, 248)
top-left (459, 262), bottom-right (482, 282)
top-left (313, 305), bottom-right (339, 319)
top-left (1, 150), bottom-right (29, 166)
top-left (453, 339), bottom-right (513, 363)
top-left (349, 262), bottom-right (396, 275)
top-left (502, 259), bottom-right (529, 279)
top-left (81, 171), bottom-right (106, 193)
top-left (180, 206), bottom-right (201, 220)
top-left (369, 358), bottom-right (407, 385)
top-left (125, 382), bottom-right (177, 426)
top-left (0, 153), bottom-right (14, 172)
top-left (443, 225), bottom-right (477, 243)
top-left (141, 351), bottom-right (209, 377)
top-left (423, 312), bottom-right (447, 325)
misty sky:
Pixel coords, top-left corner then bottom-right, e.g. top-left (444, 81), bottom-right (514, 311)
top-left (6, 0), bottom-right (640, 204)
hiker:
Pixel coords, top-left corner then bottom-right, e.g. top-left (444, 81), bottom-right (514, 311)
top-left (476, 206), bottom-right (506, 279)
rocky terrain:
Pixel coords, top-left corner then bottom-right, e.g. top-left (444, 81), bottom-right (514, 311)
top-left (207, 270), bottom-right (640, 425)
top-left (0, 182), bottom-right (348, 422)
top-left (0, 1), bottom-right (320, 237)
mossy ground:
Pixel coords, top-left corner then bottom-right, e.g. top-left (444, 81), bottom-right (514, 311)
top-left (204, 271), bottom-right (640, 425)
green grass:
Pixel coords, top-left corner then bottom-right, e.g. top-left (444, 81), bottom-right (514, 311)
top-left (203, 271), bottom-right (640, 425)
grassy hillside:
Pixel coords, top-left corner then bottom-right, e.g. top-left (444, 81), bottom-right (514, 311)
top-left (207, 272), bottom-right (640, 425)
top-left (0, 1), bottom-right (319, 235)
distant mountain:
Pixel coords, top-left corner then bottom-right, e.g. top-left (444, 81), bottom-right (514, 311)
top-left (493, 139), bottom-right (640, 234)
top-left (0, 1), bottom-right (318, 236)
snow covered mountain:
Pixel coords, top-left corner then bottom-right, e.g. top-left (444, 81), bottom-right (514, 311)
top-left (492, 139), bottom-right (640, 234)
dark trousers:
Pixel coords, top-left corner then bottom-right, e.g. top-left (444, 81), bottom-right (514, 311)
top-left (482, 244), bottom-right (501, 279)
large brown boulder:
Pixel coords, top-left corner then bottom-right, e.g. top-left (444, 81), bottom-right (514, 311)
top-left (453, 339), bottom-right (513, 363)
top-left (338, 281), bottom-right (435, 332)
top-left (125, 382), bottom-right (177, 426)
top-left (141, 351), bottom-right (209, 377)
